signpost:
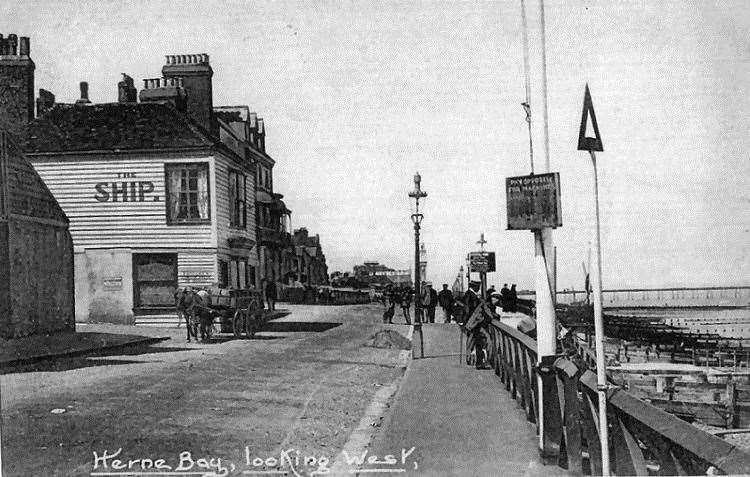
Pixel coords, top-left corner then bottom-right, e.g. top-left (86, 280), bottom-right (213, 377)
top-left (578, 83), bottom-right (610, 476)
top-left (506, 172), bottom-right (562, 230)
top-left (468, 233), bottom-right (494, 297)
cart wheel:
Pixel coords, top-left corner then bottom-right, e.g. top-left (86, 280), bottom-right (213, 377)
top-left (232, 310), bottom-right (245, 338)
top-left (244, 312), bottom-right (257, 339)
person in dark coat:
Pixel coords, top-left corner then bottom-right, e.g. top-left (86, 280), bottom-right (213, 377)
top-left (509, 284), bottom-right (518, 312)
top-left (400, 287), bottom-right (412, 324)
top-left (264, 278), bottom-right (277, 311)
top-left (421, 282), bottom-right (438, 323)
top-left (438, 284), bottom-right (454, 323)
top-left (463, 281), bottom-right (488, 369)
top-left (500, 283), bottom-right (511, 312)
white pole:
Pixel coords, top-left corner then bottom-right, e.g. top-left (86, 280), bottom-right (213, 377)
top-left (590, 149), bottom-right (610, 476)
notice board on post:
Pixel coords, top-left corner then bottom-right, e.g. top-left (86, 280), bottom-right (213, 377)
top-left (505, 172), bottom-right (562, 230)
top-left (468, 251), bottom-right (495, 273)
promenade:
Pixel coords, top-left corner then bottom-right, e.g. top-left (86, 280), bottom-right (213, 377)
top-left (368, 322), bottom-right (564, 476)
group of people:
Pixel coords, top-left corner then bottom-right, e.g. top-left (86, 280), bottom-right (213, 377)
top-left (379, 280), bottom-right (522, 370)
top-left (485, 283), bottom-right (519, 313)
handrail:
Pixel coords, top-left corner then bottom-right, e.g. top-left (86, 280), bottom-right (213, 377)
top-left (485, 318), bottom-right (750, 475)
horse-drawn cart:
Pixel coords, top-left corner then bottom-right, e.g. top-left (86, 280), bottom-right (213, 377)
top-left (208, 288), bottom-right (266, 338)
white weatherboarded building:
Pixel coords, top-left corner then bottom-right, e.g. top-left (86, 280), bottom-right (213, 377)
top-left (26, 58), bottom-right (263, 325)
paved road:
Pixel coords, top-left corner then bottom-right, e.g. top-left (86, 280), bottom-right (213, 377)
top-left (1, 303), bottom-right (407, 476)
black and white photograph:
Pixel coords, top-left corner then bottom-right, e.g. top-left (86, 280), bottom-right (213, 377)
top-left (0, 1), bottom-right (749, 475)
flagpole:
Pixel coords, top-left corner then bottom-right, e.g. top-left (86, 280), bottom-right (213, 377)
top-left (590, 149), bottom-right (610, 476)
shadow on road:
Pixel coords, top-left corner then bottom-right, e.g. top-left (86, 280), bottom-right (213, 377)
top-left (0, 342), bottom-right (187, 374)
top-left (261, 321), bottom-right (341, 333)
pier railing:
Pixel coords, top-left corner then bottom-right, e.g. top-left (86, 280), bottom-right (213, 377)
top-left (488, 318), bottom-right (750, 475)
top-left (521, 285), bottom-right (750, 308)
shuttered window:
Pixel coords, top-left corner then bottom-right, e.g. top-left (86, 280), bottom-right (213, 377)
top-left (165, 163), bottom-right (210, 224)
top-left (229, 170), bottom-right (246, 228)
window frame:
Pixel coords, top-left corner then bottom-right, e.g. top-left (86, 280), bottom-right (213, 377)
top-left (228, 169), bottom-right (247, 229)
top-left (164, 162), bottom-right (211, 225)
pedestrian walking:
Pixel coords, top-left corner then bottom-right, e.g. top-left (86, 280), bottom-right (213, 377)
top-left (264, 278), bottom-right (277, 311)
top-left (438, 284), bottom-right (454, 323)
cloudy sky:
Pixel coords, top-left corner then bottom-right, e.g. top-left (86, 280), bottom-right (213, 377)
top-left (3, 0), bottom-right (748, 290)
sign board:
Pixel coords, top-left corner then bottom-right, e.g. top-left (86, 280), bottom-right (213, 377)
top-left (468, 251), bottom-right (495, 273)
top-left (505, 172), bottom-right (562, 230)
top-left (578, 83), bottom-right (603, 152)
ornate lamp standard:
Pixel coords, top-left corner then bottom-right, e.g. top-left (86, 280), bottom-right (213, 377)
top-left (408, 172), bottom-right (427, 325)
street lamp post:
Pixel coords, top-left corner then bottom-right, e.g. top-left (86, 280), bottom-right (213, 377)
top-left (408, 172), bottom-right (427, 326)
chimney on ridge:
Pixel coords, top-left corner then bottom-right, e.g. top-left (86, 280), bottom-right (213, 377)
top-left (138, 76), bottom-right (187, 111)
top-left (76, 81), bottom-right (91, 105)
top-left (0, 33), bottom-right (35, 140)
top-left (118, 74), bottom-right (137, 103)
top-left (162, 54), bottom-right (215, 135)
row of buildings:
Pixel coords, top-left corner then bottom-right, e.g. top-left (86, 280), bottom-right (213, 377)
top-left (0, 34), bottom-right (328, 326)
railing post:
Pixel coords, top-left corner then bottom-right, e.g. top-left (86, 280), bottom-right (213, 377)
top-left (537, 355), bottom-right (563, 464)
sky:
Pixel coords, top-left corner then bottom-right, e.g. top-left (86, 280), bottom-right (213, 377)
top-left (2, 0), bottom-right (748, 291)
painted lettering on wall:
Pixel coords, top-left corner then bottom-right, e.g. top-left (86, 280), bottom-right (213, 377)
top-left (94, 173), bottom-right (159, 202)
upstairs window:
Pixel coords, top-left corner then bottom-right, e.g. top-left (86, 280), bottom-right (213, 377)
top-left (229, 170), bottom-right (247, 228)
top-left (165, 163), bottom-right (210, 224)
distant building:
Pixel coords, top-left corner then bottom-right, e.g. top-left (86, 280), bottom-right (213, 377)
top-left (24, 53), bottom-right (260, 325)
top-left (0, 34), bottom-right (74, 338)
top-left (353, 261), bottom-right (411, 288)
top-left (291, 227), bottom-right (328, 286)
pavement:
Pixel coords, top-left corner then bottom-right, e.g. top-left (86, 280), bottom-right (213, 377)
top-left (367, 323), bottom-right (563, 477)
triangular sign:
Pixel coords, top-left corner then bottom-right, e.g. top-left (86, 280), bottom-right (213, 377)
top-left (577, 83), bottom-right (603, 152)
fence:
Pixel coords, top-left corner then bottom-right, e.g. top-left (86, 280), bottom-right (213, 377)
top-left (487, 318), bottom-right (750, 475)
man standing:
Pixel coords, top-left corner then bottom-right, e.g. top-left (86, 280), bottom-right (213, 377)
top-left (438, 284), bottom-right (454, 323)
top-left (421, 282), bottom-right (438, 323)
top-left (400, 287), bottom-right (412, 325)
top-left (463, 281), bottom-right (488, 369)
top-left (500, 283), bottom-right (511, 312)
top-left (264, 278), bottom-right (277, 311)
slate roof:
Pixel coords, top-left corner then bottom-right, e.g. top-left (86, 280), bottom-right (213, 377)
top-left (26, 102), bottom-right (216, 154)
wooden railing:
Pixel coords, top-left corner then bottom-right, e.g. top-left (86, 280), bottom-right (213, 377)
top-left (488, 318), bottom-right (750, 475)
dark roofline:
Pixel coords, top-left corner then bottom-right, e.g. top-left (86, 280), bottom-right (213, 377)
top-left (27, 101), bottom-right (252, 171)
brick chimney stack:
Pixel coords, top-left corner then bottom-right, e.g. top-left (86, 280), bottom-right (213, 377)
top-left (118, 74), bottom-right (137, 103)
top-left (138, 76), bottom-right (187, 111)
top-left (162, 54), bottom-right (215, 135)
top-left (0, 33), bottom-right (35, 140)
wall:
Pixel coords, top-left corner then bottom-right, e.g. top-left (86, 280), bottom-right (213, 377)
top-left (78, 249), bottom-right (133, 324)
top-left (214, 152), bottom-right (257, 266)
top-left (29, 153), bottom-right (215, 249)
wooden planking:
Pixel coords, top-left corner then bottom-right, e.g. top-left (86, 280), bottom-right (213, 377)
top-left (31, 156), bottom-right (213, 249)
top-left (214, 154), bottom-right (257, 262)
top-left (178, 251), bottom-right (216, 288)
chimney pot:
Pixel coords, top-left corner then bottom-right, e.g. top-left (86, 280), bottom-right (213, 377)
top-left (76, 81), bottom-right (91, 104)
top-left (19, 37), bottom-right (29, 56)
top-left (8, 34), bottom-right (18, 55)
